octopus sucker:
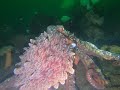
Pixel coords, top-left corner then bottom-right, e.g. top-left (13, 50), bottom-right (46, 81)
top-left (86, 69), bottom-right (105, 89)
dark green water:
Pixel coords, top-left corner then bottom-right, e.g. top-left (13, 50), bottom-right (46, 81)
top-left (0, 0), bottom-right (120, 45)
top-left (0, 0), bottom-right (76, 25)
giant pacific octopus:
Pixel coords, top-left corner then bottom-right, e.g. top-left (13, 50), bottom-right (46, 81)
top-left (1, 25), bottom-right (120, 90)
top-left (56, 25), bottom-right (120, 89)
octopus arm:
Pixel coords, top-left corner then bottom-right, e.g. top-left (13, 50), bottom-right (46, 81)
top-left (78, 53), bottom-right (107, 89)
top-left (80, 41), bottom-right (120, 61)
top-left (95, 50), bottom-right (120, 60)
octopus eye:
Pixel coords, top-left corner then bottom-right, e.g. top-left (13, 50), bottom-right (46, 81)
top-left (70, 43), bottom-right (77, 48)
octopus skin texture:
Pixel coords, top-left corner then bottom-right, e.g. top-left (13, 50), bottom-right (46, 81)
top-left (13, 25), bottom-right (120, 90)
